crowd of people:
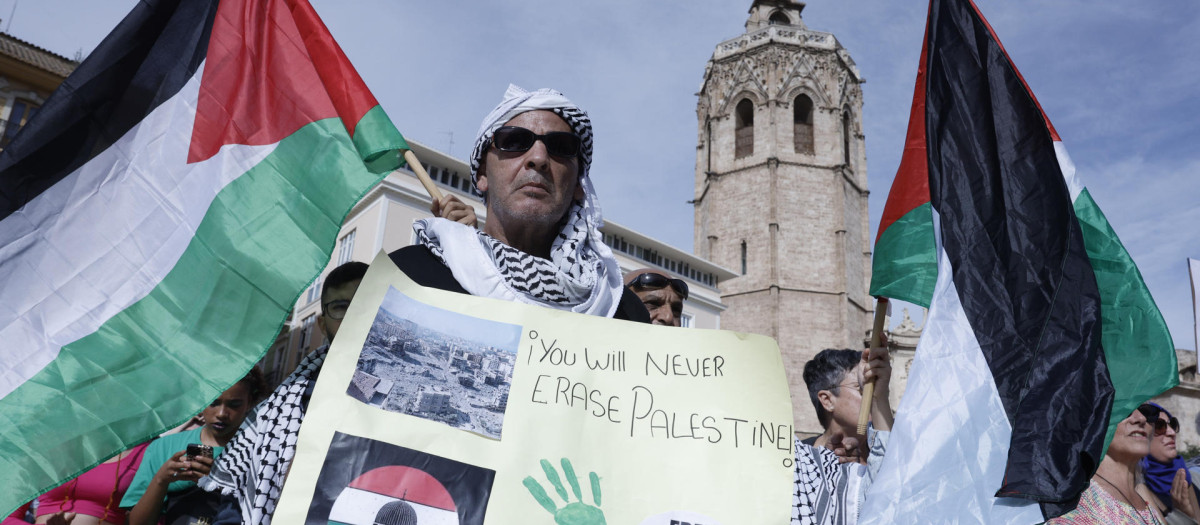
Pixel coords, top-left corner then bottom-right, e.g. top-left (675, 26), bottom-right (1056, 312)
top-left (6, 85), bottom-right (1192, 524)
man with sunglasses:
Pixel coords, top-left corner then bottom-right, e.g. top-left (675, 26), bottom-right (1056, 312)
top-left (1139, 402), bottom-right (1200, 523)
top-left (200, 262), bottom-right (369, 525)
top-left (624, 269), bottom-right (687, 327)
top-left (387, 84), bottom-right (649, 322)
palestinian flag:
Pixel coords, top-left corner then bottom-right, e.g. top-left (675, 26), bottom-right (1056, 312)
top-left (863, 0), bottom-right (1176, 521)
top-left (0, 0), bottom-right (405, 512)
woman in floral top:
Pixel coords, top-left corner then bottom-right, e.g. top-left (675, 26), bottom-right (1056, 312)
top-left (1049, 406), bottom-right (1165, 524)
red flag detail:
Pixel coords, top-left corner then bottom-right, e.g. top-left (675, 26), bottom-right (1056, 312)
top-left (188, 0), bottom-right (380, 163)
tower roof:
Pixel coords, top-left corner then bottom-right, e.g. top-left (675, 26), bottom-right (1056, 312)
top-left (746, 0), bottom-right (806, 31)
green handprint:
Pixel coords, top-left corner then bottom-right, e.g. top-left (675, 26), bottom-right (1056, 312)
top-left (523, 457), bottom-right (606, 525)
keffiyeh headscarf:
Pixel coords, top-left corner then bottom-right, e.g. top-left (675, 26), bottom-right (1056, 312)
top-left (414, 84), bottom-right (623, 317)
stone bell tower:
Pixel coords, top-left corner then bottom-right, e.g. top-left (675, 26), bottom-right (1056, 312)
top-left (693, 0), bottom-right (872, 434)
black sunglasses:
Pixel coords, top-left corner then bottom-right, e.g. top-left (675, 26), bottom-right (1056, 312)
top-left (491, 126), bottom-right (581, 158)
top-left (1154, 416), bottom-right (1181, 436)
top-left (1137, 404), bottom-right (1181, 435)
top-left (627, 272), bottom-right (688, 300)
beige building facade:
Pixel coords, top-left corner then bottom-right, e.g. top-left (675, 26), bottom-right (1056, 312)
top-left (693, 0), bottom-right (873, 433)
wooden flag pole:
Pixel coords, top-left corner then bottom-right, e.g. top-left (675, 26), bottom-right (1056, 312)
top-left (857, 297), bottom-right (889, 435)
top-left (404, 149), bottom-right (444, 202)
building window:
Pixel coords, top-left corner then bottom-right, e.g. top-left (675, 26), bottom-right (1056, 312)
top-left (306, 274), bottom-right (323, 304)
top-left (768, 12), bottom-right (790, 25)
top-left (681, 313), bottom-right (694, 328)
top-left (338, 230), bottom-right (356, 265)
top-left (299, 314), bottom-right (315, 350)
top-left (842, 108), bottom-right (853, 166)
top-left (793, 95), bottom-right (814, 154)
top-left (740, 240), bottom-right (747, 275)
top-left (1, 99), bottom-right (40, 148)
top-left (735, 99), bottom-right (754, 159)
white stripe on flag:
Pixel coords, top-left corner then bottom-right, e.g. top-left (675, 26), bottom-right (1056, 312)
top-left (1053, 141), bottom-right (1083, 201)
top-left (0, 61), bottom-right (275, 397)
top-left (328, 486), bottom-right (457, 525)
top-left (860, 208), bottom-right (1043, 524)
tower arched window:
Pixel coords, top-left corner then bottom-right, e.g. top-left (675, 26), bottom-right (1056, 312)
top-left (740, 240), bottom-right (748, 275)
top-left (735, 99), bottom-right (754, 159)
top-left (842, 108), bottom-right (852, 166)
top-left (793, 95), bottom-right (814, 155)
top-left (769, 12), bottom-right (790, 25)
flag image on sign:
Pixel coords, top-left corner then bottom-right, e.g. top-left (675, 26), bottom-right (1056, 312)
top-left (0, 0), bottom-right (406, 512)
top-left (862, 0), bottom-right (1176, 522)
top-left (328, 466), bottom-right (458, 525)
top-left (307, 432), bottom-right (495, 525)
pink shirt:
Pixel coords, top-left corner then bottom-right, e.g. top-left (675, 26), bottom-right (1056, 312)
top-left (36, 443), bottom-right (148, 523)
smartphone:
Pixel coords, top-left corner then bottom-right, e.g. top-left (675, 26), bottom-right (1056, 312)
top-left (185, 443), bottom-right (214, 461)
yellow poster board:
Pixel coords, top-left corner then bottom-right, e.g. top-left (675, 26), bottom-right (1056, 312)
top-left (274, 252), bottom-right (794, 524)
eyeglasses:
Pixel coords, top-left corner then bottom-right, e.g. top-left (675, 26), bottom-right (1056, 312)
top-left (491, 126), bottom-right (582, 158)
top-left (1137, 404), bottom-right (1180, 436)
top-left (1154, 416), bottom-right (1181, 436)
top-left (627, 272), bottom-right (688, 300)
top-left (322, 299), bottom-right (351, 320)
top-left (833, 380), bottom-right (863, 395)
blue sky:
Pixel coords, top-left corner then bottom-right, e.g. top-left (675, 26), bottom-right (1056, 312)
top-left (9, 0), bottom-right (1197, 350)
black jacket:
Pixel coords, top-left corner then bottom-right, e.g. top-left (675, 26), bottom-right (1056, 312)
top-left (388, 245), bottom-right (651, 323)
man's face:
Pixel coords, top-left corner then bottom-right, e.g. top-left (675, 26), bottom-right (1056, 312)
top-left (477, 110), bottom-right (584, 237)
top-left (821, 364), bottom-right (865, 430)
top-left (633, 284), bottom-right (684, 327)
top-left (317, 278), bottom-right (362, 342)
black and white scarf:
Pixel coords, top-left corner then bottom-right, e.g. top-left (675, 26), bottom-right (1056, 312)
top-left (198, 345), bottom-right (327, 525)
top-left (792, 430), bottom-right (890, 525)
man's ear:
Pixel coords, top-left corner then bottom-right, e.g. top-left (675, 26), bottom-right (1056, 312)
top-left (316, 314), bottom-right (329, 341)
top-left (818, 390), bottom-right (836, 412)
top-left (475, 159), bottom-right (489, 194)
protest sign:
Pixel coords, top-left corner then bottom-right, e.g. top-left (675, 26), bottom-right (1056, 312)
top-left (273, 252), bottom-right (794, 524)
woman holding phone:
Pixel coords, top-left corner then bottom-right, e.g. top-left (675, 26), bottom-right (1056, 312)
top-left (121, 368), bottom-right (264, 525)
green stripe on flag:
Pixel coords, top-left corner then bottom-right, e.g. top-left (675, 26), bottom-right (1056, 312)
top-left (1074, 188), bottom-right (1177, 452)
top-left (353, 105), bottom-right (408, 172)
top-left (0, 116), bottom-right (394, 509)
top-left (870, 202), bottom-right (937, 307)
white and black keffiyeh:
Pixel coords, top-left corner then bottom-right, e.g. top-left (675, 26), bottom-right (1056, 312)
top-left (416, 84), bottom-right (623, 316)
top-left (793, 429), bottom-right (890, 525)
top-left (198, 345), bottom-right (327, 525)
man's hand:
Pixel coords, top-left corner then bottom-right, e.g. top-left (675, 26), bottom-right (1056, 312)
top-left (430, 194), bottom-right (477, 228)
top-left (826, 431), bottom-right (866, 465)
top-left (1171, 468), bottom-right (1199, 520)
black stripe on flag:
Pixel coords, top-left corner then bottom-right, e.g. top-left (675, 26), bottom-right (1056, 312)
top-left (926, 0), bottom-right (1112, 514)
top-left (0, 0), bottom-right (217, 221)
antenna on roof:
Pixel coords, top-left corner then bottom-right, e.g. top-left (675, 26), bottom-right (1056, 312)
top-left (441, 131), bottom-right (455, 156)
top-left (5, 0), bottom-right (16, 33)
